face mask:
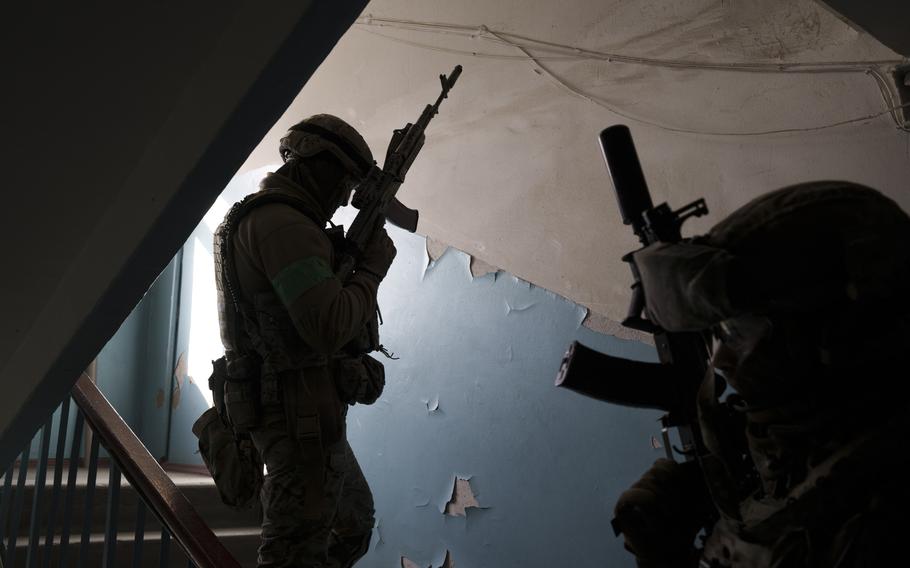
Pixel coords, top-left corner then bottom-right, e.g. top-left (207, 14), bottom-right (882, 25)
top-left (714, 316), bottom-right (773, 355)
top-left (712, 317), bottom-right (772, 384)
top-left (337, 174), bottom-right (361, 209)
top-left (712, 314), bottom-right (822, 404)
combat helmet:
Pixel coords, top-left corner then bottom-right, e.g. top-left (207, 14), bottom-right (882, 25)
top-left (279, 114), bottom-right (374, 178)
top-left (707, 181), bottom-right (910, 315)
top-left (636, 181), bottom-right (910, 406)
top-left (714, 182), bottom-right (910, 397)
top-left (638, 181), bottom-right (910, 330)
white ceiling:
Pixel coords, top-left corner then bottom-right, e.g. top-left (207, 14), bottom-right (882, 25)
top-left (240, 0), bottom-right (909, 336)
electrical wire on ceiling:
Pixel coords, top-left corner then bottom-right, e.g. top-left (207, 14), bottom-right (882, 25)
top-left (354, 16), bottom-right (910, 136)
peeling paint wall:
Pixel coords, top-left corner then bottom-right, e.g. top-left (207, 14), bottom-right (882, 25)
top-left (347, 219), bottom-right (662, 568)
top-left (444, 478), bottom-right (482, 517)
top-left (168, 167), bottom-right (667, 567)
top-left (240, 0), bottom-right (910, 331)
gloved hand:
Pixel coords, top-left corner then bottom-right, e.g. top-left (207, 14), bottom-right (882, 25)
top-left (357, 227), bottom-right (397, 280)
top-left (613, 458), bottom-right (711, 568)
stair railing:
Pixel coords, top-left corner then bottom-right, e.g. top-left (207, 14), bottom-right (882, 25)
top-left (0, 372), bottom-right (242, 568)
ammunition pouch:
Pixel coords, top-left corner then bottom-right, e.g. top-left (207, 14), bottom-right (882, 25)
top-left (343, 313), bottom-right (381, 356)
top-left (195, 356), bottom-right (264, 509)
top-left (335, 354), bottom-right (386, 405)
top-left (208, 356), bottom-right (228, 417)
top-left (335, 303), bottom-right (384, 406)
top-left (254, 292), bottom-right (327, 372)
top-left (213, 353), bottom-right (262, 433)
top-left (224, 379), bottom-right (260, 432)
top-left (192, 406), bottom-right (263, 510)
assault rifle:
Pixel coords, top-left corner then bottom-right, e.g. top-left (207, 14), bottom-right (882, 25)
top-left (556, 125), bottom-right (764, 544)
top-left (556, 124), bottom-right (711, 461)
top-left (336, 65), bottom-right (462, 281)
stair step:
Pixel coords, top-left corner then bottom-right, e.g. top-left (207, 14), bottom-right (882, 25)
top-left (12, 465), bottom-right (260, 534)
top-left (6, 527), bottom-right (260, 568)
top-left (5, 465), bottom-right (261, 567)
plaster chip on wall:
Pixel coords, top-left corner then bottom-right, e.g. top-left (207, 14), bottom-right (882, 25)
top-left (401, 557), bottom-right (425, 568)
top-left (174, 352), bottom-right (187, 384)
top-left (469, 256), bottom-right (499, 278)
top-left (507, 274), bottom-right (532, 290)
top-left (421, 395), bottom-right (441, 414)
top-left (423, 237), bottom-right (450, 279)
top-left (426, 237), bottom-right (449, 262)
top-left (412, 486), bottom-right (431, 508)
top-left (445, 477), bottom-right (481, 517)
top-left (505, 299), bottom-right (537, 315)
top-left (651, 435), bottom-right (663, 450)
top-left (171, 351), bottom-right (187, 409)
top-left (171, 386), bottom-right (182, 410)
top-left (581, 308), bottom-right (653, 344)
top-left (402, 551), bottom-right (455, 568)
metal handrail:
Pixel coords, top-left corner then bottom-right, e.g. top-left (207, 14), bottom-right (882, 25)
top-left (71, 373), bottom-right (241, 568)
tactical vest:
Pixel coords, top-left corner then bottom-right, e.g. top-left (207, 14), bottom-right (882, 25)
top-left (213, 187), bottom-right (379, 426)
top-left (698, 402), bottom-right (910, 567)
top-left (196, 188), bottom-right (335, 512)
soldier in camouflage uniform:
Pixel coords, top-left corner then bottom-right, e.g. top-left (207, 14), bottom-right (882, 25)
top-left (215, 115), bottom-right (397, 567)
top-left (614, 182), bottom-right (910, 567)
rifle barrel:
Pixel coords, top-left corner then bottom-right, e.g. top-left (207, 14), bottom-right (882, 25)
top-left (432, 65), bottom-right (463, 110)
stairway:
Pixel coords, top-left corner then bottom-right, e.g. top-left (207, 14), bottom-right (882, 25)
top-left (6, 464), bottom-right (260, 568)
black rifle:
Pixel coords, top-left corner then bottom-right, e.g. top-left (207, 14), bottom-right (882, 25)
top-left (556, 124), bottom-right (710, 460)
top-left (336, 65), bottom-right (462, 281)
top-left (557, 126), bottom-right (761, 557)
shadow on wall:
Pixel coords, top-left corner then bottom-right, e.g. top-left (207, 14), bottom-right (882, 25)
top-left (171, 168), bottom-right (663, 567)
top-left (93, 258), bottom-right (180, 460)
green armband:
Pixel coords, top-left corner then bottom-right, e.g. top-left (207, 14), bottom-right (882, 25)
top-left (271, 256), bottom-right (335, 307)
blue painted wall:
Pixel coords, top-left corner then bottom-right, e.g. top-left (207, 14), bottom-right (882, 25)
top-left (93, 258), bottom-right (180, 460)
top-left (345, 229), bottom-right (661, 568)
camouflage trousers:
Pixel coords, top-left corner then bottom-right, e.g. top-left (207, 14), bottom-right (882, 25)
top-left (250, 407), bottom-right (374, 568)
